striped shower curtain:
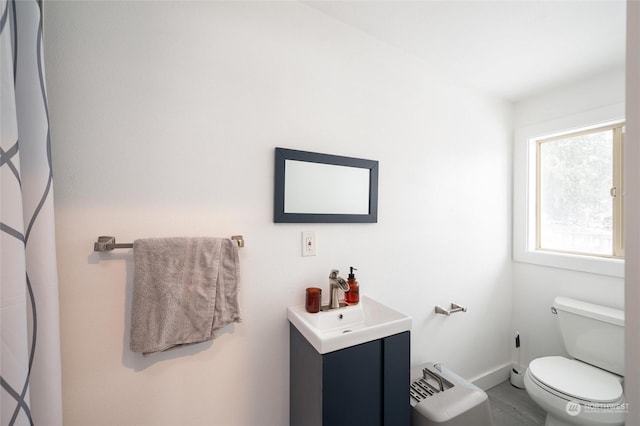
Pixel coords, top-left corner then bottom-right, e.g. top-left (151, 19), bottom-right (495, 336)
top-left (1, 0), bottom-right (63, 425)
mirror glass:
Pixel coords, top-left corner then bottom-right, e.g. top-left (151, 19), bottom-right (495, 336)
top-left (274, 148), bottom-right (378, 223)
top-left (284, 160), bottom-right (370, 214)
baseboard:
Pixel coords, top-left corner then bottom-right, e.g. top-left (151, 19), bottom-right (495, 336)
top-left (470, 362), bottom-right (512, 391)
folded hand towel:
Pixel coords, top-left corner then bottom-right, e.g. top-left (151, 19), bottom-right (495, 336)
top-left (130, 237), bottom-right (241, 355)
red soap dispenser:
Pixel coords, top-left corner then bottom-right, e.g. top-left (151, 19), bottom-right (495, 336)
top-left (345, 266), bottom-right (359, 305)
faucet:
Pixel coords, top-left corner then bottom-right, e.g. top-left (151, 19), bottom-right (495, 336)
top-left (328, 269), bottom-right (349, 309)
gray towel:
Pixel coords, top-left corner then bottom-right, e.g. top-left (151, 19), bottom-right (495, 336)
top-left (130, 237), bottom-right (241, 355)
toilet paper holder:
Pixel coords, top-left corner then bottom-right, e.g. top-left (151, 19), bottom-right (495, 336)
top-left (435, 303), bottom-right (467, 316)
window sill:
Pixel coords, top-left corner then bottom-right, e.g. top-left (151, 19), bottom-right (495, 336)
top-left (514, 248), bottom-right (624, 277)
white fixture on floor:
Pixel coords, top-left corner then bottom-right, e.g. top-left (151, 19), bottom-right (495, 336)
top-left (410, 362), bottom-right (494, 426)
top-left (524, 297), bottom-right (625, 426)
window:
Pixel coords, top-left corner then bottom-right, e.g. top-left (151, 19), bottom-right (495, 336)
top-left (536, 123), bottom-right (624, 258)
top-left (513, 103), bottom-right (625, 277)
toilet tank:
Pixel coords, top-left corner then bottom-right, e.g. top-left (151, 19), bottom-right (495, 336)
top-left (554, 297), bottom-right (624, 375)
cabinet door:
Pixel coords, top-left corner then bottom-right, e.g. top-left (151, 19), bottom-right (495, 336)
top-left (383, 332), bottom-right (410, 426)
top-left (290, 325), bottom-right (323, 426)
top-left (323, 339), bottom-right (382, 426)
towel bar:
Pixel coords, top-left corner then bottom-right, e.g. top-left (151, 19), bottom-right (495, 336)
top-left (94, 235), bottom-right (245, 252)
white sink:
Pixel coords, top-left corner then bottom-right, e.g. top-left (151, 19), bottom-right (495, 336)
top-left (287, 295), bottom-right (412, 354)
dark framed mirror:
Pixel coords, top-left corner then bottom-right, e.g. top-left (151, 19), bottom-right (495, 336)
top-left (274, 148), bottom-right (378, 223)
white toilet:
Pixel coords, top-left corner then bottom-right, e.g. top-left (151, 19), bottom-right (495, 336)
top-left (524, 297), bottom-right (626, 426)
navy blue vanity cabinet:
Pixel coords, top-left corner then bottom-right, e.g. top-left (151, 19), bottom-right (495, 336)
top-left (290, 324), bottom-right (410, 426)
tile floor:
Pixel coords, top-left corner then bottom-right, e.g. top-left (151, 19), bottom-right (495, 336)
top-left (486, 380), bottom-right (546, 426)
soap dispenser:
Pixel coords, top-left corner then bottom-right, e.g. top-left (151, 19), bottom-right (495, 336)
top-left (345, 267), bottom-right (359, 305)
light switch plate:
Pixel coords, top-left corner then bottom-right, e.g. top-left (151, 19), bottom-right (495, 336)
top-left (302, 231), bottom-right (317, 256)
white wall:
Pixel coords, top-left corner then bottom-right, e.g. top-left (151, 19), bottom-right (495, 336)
top-left (44, 2), bottom-right (513, 425)
top-left (512, 68), bottom-right (626, 368)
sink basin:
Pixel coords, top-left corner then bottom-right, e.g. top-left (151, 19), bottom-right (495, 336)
top-left (287, 295), bottom-right (411, 354)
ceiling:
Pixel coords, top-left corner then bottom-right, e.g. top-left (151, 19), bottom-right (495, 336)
top-left (304, 0), bottom-right (627, 102)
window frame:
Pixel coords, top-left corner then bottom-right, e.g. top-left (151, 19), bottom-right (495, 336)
top-left (534, 123), bottom-right (624, 258)
top-left (513, 103), bottom-right (625, 277)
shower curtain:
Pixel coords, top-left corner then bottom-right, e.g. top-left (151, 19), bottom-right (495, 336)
top-left (1, 0), bottom-right (63, 425)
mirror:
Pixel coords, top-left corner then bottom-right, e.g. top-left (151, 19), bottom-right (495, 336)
top-left (274, 148), bottom-right (378, 223)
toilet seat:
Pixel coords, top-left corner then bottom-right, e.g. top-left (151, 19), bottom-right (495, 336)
top-left (528, 356), bottom-right (623, 404)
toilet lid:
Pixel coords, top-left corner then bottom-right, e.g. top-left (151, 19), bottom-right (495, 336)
top-left (528, 356), bottom-right (623, 403)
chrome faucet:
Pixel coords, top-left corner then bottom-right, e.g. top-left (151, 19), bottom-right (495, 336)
top-left (328, 269), bottom-right (349, 309)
